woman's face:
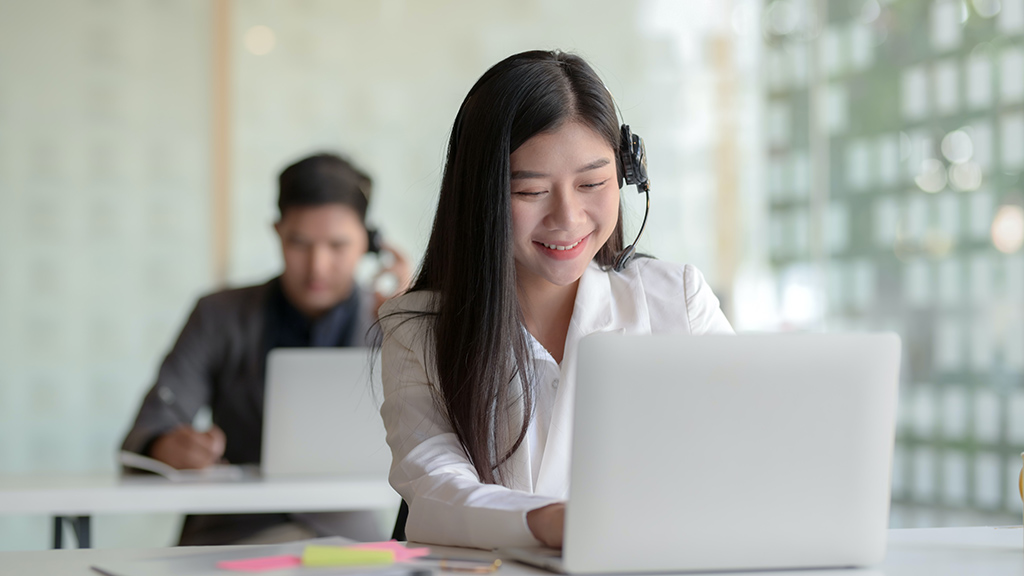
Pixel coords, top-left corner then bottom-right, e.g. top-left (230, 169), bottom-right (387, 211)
top-left (509, 121), bottom-right (620, 293)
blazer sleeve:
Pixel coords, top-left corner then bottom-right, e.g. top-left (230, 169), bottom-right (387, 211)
top-left (379, 304), bottom-right (561, 549)
top-left (682, 264), bottom-right (734, 335)
top-left (120, 296), bottom-right (224, 457)
top-left (639, 261), bottom-right (734, 335)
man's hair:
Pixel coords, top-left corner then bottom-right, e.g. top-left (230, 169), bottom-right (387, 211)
top-left (277, 153), bottom-right (372, 221)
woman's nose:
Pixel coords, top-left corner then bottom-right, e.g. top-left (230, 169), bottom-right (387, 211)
top-left (547, 187), bottom-right (584, 230)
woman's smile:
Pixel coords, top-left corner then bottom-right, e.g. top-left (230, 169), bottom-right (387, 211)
top-left (534, 233), bottom-right (590, 260)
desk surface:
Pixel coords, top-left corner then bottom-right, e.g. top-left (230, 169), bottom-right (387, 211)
top-left (0, 473), bottom-right (399, 515)
top-left (1, 526), bottom-right (1020, 576)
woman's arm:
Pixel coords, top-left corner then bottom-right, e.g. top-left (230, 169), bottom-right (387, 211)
top-left (379, 302), bottom-right (562, 549)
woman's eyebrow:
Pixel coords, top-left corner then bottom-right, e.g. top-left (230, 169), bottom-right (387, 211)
top-left (577, 158), bottom-right (611, 173)
top-left (511, 170), bottom-right (546, 180)
top-left (510, 158), bottom-right (612, 180)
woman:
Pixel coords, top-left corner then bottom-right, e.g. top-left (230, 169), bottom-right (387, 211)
top-left (379, 50), bottom-right (732, 549)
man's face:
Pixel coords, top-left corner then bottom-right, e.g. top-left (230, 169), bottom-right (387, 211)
top-left (274, 204), bottom-right (368, 318)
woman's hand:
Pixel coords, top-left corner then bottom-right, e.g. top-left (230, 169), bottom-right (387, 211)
top-left (527, 503), bottom-right (565, 549)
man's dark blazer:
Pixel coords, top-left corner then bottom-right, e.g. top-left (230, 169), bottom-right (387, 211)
top-left (121, 278), bottom-right (382, 545)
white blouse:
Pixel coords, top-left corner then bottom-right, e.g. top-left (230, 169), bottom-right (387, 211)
top-left (378, 259), bottom-right (734, 549)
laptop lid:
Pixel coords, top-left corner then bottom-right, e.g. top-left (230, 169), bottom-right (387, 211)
top-left (262, 348), bottom-right (391, 478)
top-left (562, 333), bottom-right (900, 574)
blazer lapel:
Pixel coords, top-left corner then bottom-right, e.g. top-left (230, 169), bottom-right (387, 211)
top-left (502, 391), bottom-right (535, 493)
top-left (533, 262), bottom-right (652, 496)
top-left (243, 281), bottom-right (273, 420)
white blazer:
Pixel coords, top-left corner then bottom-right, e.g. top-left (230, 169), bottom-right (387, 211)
top-left (378, 259), bottom-right (734, 549)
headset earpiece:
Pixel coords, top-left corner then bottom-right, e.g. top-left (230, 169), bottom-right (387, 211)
top-left (367, 227), bottom-right (382, 254)
top-left (618, 125), bottom-right (650, 193)
top-left (612, 124), bottom-right (652, 272)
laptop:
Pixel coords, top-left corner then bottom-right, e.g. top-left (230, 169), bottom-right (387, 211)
top-left (504, 333), bottom-right (900, 574)
top-left (262, 348), bottom-right (392, 478)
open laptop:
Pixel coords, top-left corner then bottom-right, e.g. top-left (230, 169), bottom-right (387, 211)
top-left (262, 348), bottom-right (391, 478)
top-left (505, 333), bottom-right (900, 574)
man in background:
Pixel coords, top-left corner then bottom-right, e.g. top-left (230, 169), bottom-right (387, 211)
top-left (121, 153), bottom-right (410, 545)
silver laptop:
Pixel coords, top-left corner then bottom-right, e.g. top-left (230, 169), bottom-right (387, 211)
top-left (505, 333), bottom-right (900, 574)
top-left (262, 348), bottom-right (391, 478)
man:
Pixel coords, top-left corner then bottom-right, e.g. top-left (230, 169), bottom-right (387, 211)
top-left (121, 153), bottom-right (410, 545)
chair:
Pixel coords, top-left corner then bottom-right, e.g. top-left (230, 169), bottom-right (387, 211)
top-left (391, 500), bottom-right (409, 541)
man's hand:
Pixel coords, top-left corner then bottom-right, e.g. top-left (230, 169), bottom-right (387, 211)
top-left (373, 241), bottom-right (413, 312)
top-left (150, 424), bottom-right (227, 470)
top-left (527, 502), bottom-right (565, 549)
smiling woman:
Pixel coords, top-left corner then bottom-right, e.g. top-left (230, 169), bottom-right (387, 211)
top-left (376, 50), bottom-right (733, 550)
top-left (509, 122), bottom-right (622, 364)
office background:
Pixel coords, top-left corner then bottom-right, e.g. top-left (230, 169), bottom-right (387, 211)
top-left (0, 0), bottom-right (1021, 550)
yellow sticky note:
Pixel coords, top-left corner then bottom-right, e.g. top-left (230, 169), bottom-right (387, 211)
top-left (301, 545), bottom-right (396, 567)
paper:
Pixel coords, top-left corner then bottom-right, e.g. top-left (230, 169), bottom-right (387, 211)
top-left (301, 546), bottom-right (395, 567)
top-left (349, 541), bottom-right (431, 562)
top-left (119, 450), bottom-right (251, 482)
top-left (216, 554), bottom-right (301, 572)
top-left (215, 541), bottom-right (430, 572)
top-left (119, 451), bottom-right (181, 479)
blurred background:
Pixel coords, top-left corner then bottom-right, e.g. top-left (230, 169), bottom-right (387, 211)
top-left (1, 0), bottom-right (1022, 550)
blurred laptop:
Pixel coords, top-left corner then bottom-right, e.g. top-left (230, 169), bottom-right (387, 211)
top-left (262, 348), bottom-right (391, 478)
top-left (504, 333), bottom-right (900, 574)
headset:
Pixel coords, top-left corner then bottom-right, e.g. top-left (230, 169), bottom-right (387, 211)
top-left (366, 226), bottom-right (383, 255)
top-left (612, 124), bottom-right (651, 272)
top-left (354, 175), bottom-right (385, 256)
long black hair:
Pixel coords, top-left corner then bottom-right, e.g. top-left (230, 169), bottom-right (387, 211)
top-left (400, 50), bottom-right (624, 484)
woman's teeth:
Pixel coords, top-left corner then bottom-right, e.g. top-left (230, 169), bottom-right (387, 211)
top-left (540, 239), bottom-right (581, 251)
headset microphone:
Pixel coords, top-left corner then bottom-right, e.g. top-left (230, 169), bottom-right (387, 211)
top-left (612, 124), bottom-right (651, 272)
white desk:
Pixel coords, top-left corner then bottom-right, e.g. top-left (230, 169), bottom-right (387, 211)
top-left (0, 526), bottom-right (1020, 576)
top-left (0, 473), bottom-right (399, 549)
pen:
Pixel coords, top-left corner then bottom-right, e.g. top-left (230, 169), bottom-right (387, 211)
top-left (157, 386), bottom-right (229, 466)
top-left (421, 557), bottom-right (502, 573)
top-left (157, 386), bottom-right (193, 425)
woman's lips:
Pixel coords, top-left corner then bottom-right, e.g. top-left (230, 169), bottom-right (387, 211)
top-left (534, 233), bottom-right (589, 261)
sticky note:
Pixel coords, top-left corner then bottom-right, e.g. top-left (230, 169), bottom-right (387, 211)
top-left (350, 541), bottom-right (431, 562)
top-left (216, 554), bottom-right (301, 572)
top-left (301, 545), bottom-right (396, 567)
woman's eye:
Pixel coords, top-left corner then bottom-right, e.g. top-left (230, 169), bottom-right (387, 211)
top-left (581, 179), bottom-right (609, 189)
top-left (513, 191), bottom-right (545, 197)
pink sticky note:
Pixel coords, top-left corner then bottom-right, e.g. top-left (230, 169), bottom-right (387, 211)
top-left (216, 554), bottom-right (302, 572)
top-left (349, 540), bottom-right (431, 562)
